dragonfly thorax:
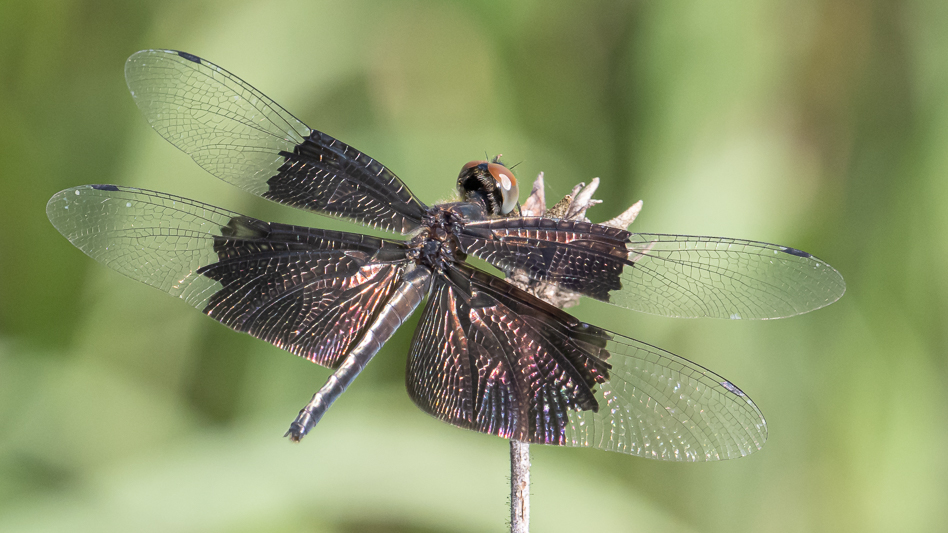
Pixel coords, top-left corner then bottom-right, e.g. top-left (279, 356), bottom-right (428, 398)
top-left (409, 203), bottom-right (483, 272)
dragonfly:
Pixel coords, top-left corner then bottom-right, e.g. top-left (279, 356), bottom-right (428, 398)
top-left (47, 50), bottom-right (845, 462)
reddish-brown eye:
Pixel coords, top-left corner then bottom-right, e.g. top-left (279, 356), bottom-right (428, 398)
top-left (487, 163), bottom-right (519, 214)
top-left (462, 160), bottom-right (487, 171)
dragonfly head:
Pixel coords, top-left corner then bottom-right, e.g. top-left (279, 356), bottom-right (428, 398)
top-left (457, 157), bottom-right (519, 216)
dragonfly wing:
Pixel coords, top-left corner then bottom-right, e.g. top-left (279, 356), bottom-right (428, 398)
top-left (125, 50), bottom-right (427, 233)
top-left (405, 262), bottom-right (766, 460)
top-left (47, 185), bottom-right (410, 367)
top-left (460, 217), bottom-right (845, 319)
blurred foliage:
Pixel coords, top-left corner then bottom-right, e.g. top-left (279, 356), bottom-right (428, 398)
top-left (1, 0), bottom-right (947, 532)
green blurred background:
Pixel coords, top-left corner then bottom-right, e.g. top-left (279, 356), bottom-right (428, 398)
top-left (1, 1), bottom-right (946, 531)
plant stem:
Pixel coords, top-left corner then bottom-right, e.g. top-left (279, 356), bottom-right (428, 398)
top-left (510, 440), bottom-right (530, 532)
top-left (506, 173), bottom-right (642, 532)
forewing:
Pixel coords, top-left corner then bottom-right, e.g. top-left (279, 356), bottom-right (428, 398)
top-left (125, 50), bottom-right (427, 233)
top-left (406, 264), bottom-right (766, 460)
top-left (459, 217), bottom-right (845, 319)
top-left (47, 185), bottom-right (409, 367)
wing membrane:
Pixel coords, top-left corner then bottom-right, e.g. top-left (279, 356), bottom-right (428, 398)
top-left (47, 185), bottom-right (409, 367)
top-left (459, 217), bottom-right (845, 319)
top-left (125, 50), bottom-right (427, 233)
top-left (406, 263), bottom-right (766, 460)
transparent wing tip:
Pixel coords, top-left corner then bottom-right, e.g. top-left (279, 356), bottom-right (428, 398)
top-left (125, 49), bottom-right (199, 92)
top-left (126, 48), bottom-right (183, 62)
top-left (47, 185), bottom-right (124, 233)
top-left (47, 185), bottom-right (87, 222)
top-left (787, 251), bottom-right (846, 317)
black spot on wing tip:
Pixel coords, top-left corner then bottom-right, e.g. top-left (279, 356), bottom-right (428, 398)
top-left (91, 184), bottom-right (120, 191)
top-left (781, 246), bottom-right (811, 258)
top-left (177, 51), bottom-right (202, 64)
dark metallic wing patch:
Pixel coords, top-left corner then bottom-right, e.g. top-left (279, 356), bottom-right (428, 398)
top-left (47, 186), bottom-right (409, 367)
top-left (125, 50), bottom-right (427, 233)
top-left (459, 217), bottom-right (846, 319)
top-left (407, 264), bottom-right (607, 446)
top-left (407, 264), bottom-right (767, 460)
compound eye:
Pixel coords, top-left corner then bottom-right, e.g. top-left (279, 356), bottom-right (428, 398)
top-left (461, 160), bottom-right (487, 173)
top-left (487, 163), bottom-right (519, 214)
